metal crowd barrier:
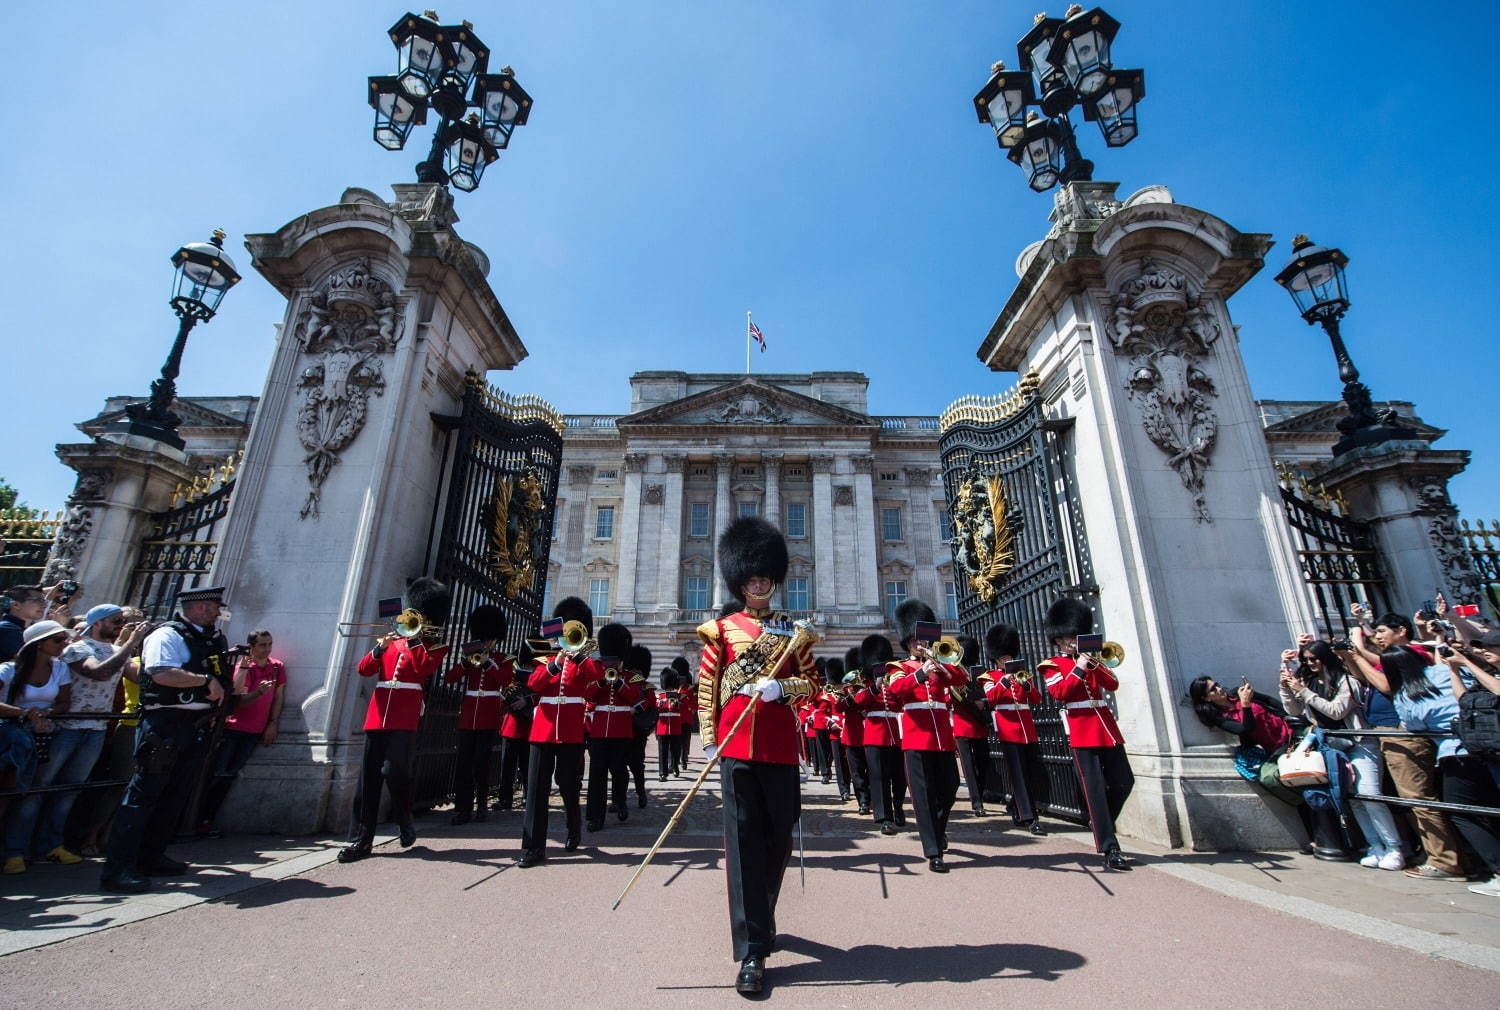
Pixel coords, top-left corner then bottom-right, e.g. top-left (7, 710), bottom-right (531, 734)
top-left (0, 712), bottom-right (136, 800)
top-left (1313, 726), bottom-right (1500, 820)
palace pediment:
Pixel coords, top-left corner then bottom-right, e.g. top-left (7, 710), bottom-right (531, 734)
top-left (616, 378), bottom-right (874, 430)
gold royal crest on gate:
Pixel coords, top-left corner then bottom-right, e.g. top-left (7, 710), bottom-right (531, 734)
top-left (485, 468), bottom-right (547, 599)
top-left (950, 465), bottom-right (1016, 603)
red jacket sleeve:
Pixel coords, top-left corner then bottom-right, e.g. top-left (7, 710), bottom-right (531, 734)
top-left (357, 649), bottom-right (383, 679)
top-left (528, 659), bottom-right (560, 694)
top-left (443, 662), bottom-right (466, 685)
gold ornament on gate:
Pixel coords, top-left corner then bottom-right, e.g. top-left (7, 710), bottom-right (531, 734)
top-left (949, 464), bottom-right (1016, 603)
top-left (484, 467), bottom-right (548, 600)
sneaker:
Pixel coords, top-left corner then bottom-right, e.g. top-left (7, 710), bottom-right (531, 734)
top-left (1404, 863), bottom-right (1466, 881)
top-left (2, 856), bottom-right (25, 875)
top-left (1467, 876), bottom-right (1500, 897)
top-left (44, 846), bottom-right (83, 865)
top-left (1359, 852), bottom-right (1381, 868)
top-left (1377, 850), bottom-right (1406, 871)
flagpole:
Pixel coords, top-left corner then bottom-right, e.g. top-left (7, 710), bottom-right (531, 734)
top-left (746, 311), bottom-right (752, 375)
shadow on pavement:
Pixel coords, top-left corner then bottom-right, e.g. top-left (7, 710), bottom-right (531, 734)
top-left (209, 876), bottom-right (356, 909)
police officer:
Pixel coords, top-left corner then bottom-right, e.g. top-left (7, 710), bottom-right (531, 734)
top-left (100, 586), bottom-right (234, 893)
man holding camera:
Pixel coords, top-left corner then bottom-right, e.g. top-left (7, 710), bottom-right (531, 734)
top-left (0, 583), bottom-right (76, 662)
top-left (101, 586), bottom-right (234, 894)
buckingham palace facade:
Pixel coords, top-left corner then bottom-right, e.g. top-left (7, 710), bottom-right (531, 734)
top-left (546, 371), bottom-right (956, 665)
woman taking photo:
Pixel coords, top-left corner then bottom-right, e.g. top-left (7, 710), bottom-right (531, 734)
top-left (0, 620), bottom-right (76, 874)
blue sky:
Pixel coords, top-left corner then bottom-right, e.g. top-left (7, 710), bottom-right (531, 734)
top-left (3, 1), bottom-right (1497, 519)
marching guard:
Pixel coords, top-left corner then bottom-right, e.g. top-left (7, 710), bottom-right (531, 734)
top-left (854, 634), bottom-right (905, 834)
top-left (884, 601), bottom-right (967, 873)
top-left (340, 578), bottom-right (452, 863)
top-left (584, 622), bottom-right (641, 832)
top-left (494, 642), bottom-right (534, 813)
top-left (949, 634), bottom-right (992, 817)
top-left (982, 623), bottom-right (1049, 834)
top-left (444, 604), bottom-right (511, 825)
top-left (626, 644), bottom-right (655, 809)
top-left (655, 669), bottom-right (684, 779)
top-left (821, 658), bottom-right (852, 801)
top-left (696, 517), bottom-right (816, 995)
top-left (836, 647), bottom-right (872, 815)
top-left (1042, 597), bottom-right (1134, 870)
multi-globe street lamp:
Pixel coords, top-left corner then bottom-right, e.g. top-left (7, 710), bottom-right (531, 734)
top-left (973, 5), bottom-right (1144, 192)
top-left (368, 10), bottom-right (532, 192)
top-left (110, 231), bottom-right (241, 450)
top-left (1274, 236), bottom-right (1418, 456)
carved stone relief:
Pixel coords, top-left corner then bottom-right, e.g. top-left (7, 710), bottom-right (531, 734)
top-left (834, 485), bottom-right (855, 506)
top-left (293, 259), bottom-right (404, 519)
top-left (1110, 260), bottom-right (1221, 522)
top-left (715, 393), bottom-right (787, 424)
top-left (810, 454), bottom-right (835, 474)
top-left (643, 483), bottom-right (664, 505)
top-left (1406, 475), bottom-right (1483, 600)
top-left (44, 467), bottom-right (115, 581)
top-left (568, 465), bottom-right (596, 486)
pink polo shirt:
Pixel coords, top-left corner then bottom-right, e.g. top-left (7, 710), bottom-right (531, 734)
top-left (225, 658), bottom-right (285, 734)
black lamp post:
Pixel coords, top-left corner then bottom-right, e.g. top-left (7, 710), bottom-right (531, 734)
top-left (368, 10), bottom-right (532, 193)
top-left (1274, 235), bottom-right (1418, 456)
top-left (110, 231), bottom-right (241, 451)
top-left (973, 5), bottom-right (1143, 193)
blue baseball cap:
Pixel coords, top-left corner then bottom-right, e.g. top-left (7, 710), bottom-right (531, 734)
top-left (83, 604), bottom-right (124, 630)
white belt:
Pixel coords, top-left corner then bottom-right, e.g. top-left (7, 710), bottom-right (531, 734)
top-left (865, 711), bottom-right (900, 720)
top-left (539, 696), bottom-right (585, 706)
top-left (465, 690), bottom-right (501, 698)
top-left (995, 703), bottom-right (1031, 712)
top-left (1064, 700), bottom-right (1103, 711)
top-left (594, 705), bottom-right (633, 713)
top-left (377, 681), bottom-right (424, 691)
top-left (657, 712), bottom-right (680, 718)
top-left (903, 702), bottom-right (948, 712)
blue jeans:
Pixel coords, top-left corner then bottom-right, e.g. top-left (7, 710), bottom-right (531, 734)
top-left (4, 727), bottom-right (105, 859)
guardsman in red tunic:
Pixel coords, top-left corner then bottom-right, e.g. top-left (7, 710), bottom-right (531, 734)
top-left (836, 647), bottom-right (872, 814)
top-left (444, 605), bottom-right (512, 826)
top-left (821, 658), bottom-right (852, 800)
top-left (884, 600), bottom-right (968, 873)
top-left (1042, 597), bottom-right (1134, 871)
top-left (981, 623), bottom-right (1049, 835)
top-left (518, 597), bottom-right (605, 868)
top-left (669, 656), bottom-right (694, 775)
top-left (340, 578), bottom-right (451, 863)
top-left (854, 634), bottom-right (905, 832)
top-left (625, 645), bottom-right (655, 810)
top-left (811, 676), bottom-right (836, 784)
top-left (494, 643), bottom-right (534, 813)
top-left (584, 623), bottom-right (641, 832)
top-left (949, 634), bottom-right (993, 817)
top-left (696, 517), bottom-right (816, 996)
top-left (655, 670), bottom-right (684, 779)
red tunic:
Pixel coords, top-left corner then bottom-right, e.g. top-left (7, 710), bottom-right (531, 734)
top-left (886, 658), bottom-right (967, 752)
top-left (678, 688), bottom-right (696, 737)
top-left (528, 654), bottom-right (604, 745)
top-left (443, 652), bottom-right (514, 732)
top-left (695, 610), bottom-right (815, 765)
top-left (984, 670), bottom-right (1042, 745)
top-left (633, 681), bottom-right (657, 734)
top-left (949, 679), bottom-right (991, 740)
top-left (837, 691), bottom-right (865, 747)
top-left (655, 689), bottom-right (687, 736)
top-left (358, 638), bottom-right (448, 732)
top-left (811, 692), bottom-right (834, 731)
top-left (801, 698), bottom-right (818, 738)
top-left (1044, 655), bottom-right (1123, 748)
top-left (853, 681), bottom-right (902, 747)
top-left (584, 673), bottom-right (642, 739)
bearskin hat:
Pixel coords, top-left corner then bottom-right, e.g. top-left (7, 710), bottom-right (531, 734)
top-left (718, 516), bottom-right (789, 603)
top-left (894, 599), bottom-right (938, 649)
top-left (551, 596), bottom-right (593, 636)
top-left (468, 604), bottom-right (508, 642)
top-left (671, 656), bottom-right (690, 677)
top-left (844, 646), bottom-right (861, 674)
top-left (597, 622), bottom-right (632, 660)
top-left (957, 635), bottom-right (981, 667)
top-left (860, 634), bottom-right (894, 675)
top-left (660, 668), bottom-right (679, 691)
top-left (986, 623), bottom-right (1021, 662)
top-left (824, 656), bottom-right (845, 682)
top-left (1045, 596), bottom-right (1093, 643)
top-left (718, 600), bottom-right (744, 618)
top-left (404, 577), bottom-right (452, 627)
top-left (626, 645), bottom-right (652, 676)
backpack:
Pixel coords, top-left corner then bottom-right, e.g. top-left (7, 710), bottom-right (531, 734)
top-left (1453, 690), bottom-right (1500, 759)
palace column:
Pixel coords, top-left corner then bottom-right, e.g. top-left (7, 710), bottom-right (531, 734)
top-left (907, 467), bottom-right (939, 604)
top-left (656, 453), bottom-right (686, 611)
top-left (762, 451), bottom-right (782, 530)
top-left (811, 454), bottom-right (837, 610)
top-left (614, 451), bottom-right (646, 619)
top-left (711, 451), bottom-right (734, 606)
top-left (852, 454), bottom-right (880, 610)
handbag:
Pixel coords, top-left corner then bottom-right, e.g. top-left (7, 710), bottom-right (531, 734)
top-left (1233, 744), bottom-right (1268, 782)
top-left (1276, 733), bottom-right (1328, 787)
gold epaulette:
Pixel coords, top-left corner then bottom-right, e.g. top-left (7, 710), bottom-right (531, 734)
top-left (695, 619), bottom-right (720, 645)
top-left (628, 673), bottom-right (646, 684)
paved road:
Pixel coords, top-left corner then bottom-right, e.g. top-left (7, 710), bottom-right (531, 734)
top-left (2, 765), bottom-right (1496, 1007)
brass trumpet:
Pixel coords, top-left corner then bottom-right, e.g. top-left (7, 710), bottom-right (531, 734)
top-left (559, 619), bottom-right (595, 656)
top-left (924, 636), bottom-right (966, 666)
top-left (1083, 641), bottom-right (1126, 669)
top-left (461, 640), bottom-right (497, 666)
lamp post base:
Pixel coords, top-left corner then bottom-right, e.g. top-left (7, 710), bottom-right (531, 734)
top-left (103, 416), bottom-right (186, 451)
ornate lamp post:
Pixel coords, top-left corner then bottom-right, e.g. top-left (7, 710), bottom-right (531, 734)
top-left (368, 10), bottom-right (532, 192)
top-left (973, 5), bottom-right (1144, 193)
top-left (1274, 235), bottom-right (1417, 455)
top-left (110, 231), bottom-right (241, 450)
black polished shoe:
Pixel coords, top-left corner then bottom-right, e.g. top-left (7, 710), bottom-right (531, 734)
top-left (821, 776), bottom-right (831, 784)
top-left (398, 822), bottom-right (417, 848)
top-left (586, 820), bottom-right (603, 832)
top-left (839, 794), bottom-right (851, 802)
top-left (638, 792), bottom-right (648, 809)
top-left (616, 805), bottom-right (629, 823)
top-left (857, 806), bottom-right (871, 816)
top-left (564, 835), bottom-right (580, 852)
top-left (928, 856), bottom-right (949, 874)
top-left (449, 812), bottom-right (472, 826)
top-left (971, 805), bottom-right (987, 817)
top-left (516, 849), bottom-right (545, 869)
top-left (491, 802), bottom-right (513, 813)
top-left (101, 869), bottom-right (150, 894)
top-left (1028, 820), bottom-right (1047, 836)
top-left (196, 821), bottom-right (224, 840)
top-left (337, 842), bottom-right (372, 864)
top-left (1104, 847), bottom-right (1132, 871)
top-left (735, 955), bottom-right (765, 995)
top-left (142, 856), bottom-right (189, 877)
top-left (880, 821), bottom-right (899, 836)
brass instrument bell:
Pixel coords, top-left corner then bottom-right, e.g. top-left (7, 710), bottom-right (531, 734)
top-left (1098, 641), bottom-right (1126, 669)
top-left (928, 636), bottom-right (965, 665)
top-left (559, 619), bottom-right (595, 655)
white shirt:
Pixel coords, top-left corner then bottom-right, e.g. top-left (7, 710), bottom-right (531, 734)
top-left (0, 659), bottom-right (71, 710)
top-left (141, 623), bottom-right (210, 711)
top-left (60, 637), bottom-right (122, 731)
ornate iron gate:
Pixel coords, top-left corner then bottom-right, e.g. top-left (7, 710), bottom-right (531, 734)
top-left (939, 373), bottom-right (1094, 822)
top-left (0, 510), bottom-right (59, 592)
top-left (1275, 465), bottom-right (1391, 639)
top-left (124, 464), bottom-right (239, 619)
top-left (412, 373), bottom-right (564, 809)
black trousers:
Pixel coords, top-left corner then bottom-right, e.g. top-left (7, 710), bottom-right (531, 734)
top-left (497, 733), bottom-right (529, 810)
top-left (451, 728), bottom-right (497, 818)
top-left (865, 743), bottom-right (906, 824)
top-left (674, 731), bottom-right (690, 771)
top-left (829, 739), bottom-right (851, 797)
top-left (103, 709), bottom-right (211, 877)
top-left (629, 732), bottom-right (650, 797)
top-left (1072, 745), bottom-right (1134, 852)
top-left (813, 730), bottom-right (834, 779)
top-left (347, 728), bottom-right (417, 844)
top-left (1442, 756), bottom-right (1500, 873)
top-left (955, 735), bottom-right (990, 811)
top-left (720, 757), bottom-right (800, 961)
top-left (905, 749), bottom-right (960, 859)
top-left (657, 734), bottom-right (677, 778)
top-left (522, 741), bottom-right (582, 851)
top-left (200, 728), bottom-right (262, 825)
top-left (585, 736), bottom-right (632, 825)
top-left (845, 742), bottom-right (871, 809)
top-left (999, 740), bottom-right (1050, 825)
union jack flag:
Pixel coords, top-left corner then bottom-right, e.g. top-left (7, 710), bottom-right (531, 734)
top-left (749, 320), bottom-right (766, 352)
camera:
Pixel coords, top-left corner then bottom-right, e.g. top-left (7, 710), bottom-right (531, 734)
top-left (1330, 637), bottom-right (1353, 652)
top-left (56, 579), bottom-right (80, 604)
top-left (1437, 644), bottom-right (1455, 659)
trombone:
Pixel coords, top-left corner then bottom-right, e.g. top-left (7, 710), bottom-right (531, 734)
top-left (337, 608), bottom-right (443, 641)
top-left (525, 619), bottom-right (596, 661)
top-left (1082, 641), bottom-right (1127, 669)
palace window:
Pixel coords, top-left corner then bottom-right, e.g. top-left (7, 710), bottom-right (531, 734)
top-left (880, 507), bottom-right (903, 542)
top-left (785, 502), bottom-right (807, 539)
top-left (596, 469), bottom-right (618, 480)
top-left (595, 505), bottom-right (615, 539)
top-left (884, 581), bottom-right (908, 620)
top-left (691, 465), bottom-right (710, 477)
top-left (739, 466), bottom-right (758, 477)
top-left (684, 576), bottom-right (709, 611)
top-left (944, 581), bottom-right (958, 621)
top-left (589, 578), bottom-right (611, 617)
top-left (689, 502), bottom-right (710, 538)
top-left (938, 507), bottom-right (954, 542)
top-left (879, 471), bottom-right (899, 481)
top-left (785, 466), bottom-right (805, 478)
top-left (738, 501), bottom-right (759, 519)
top-left (784, 577), bottom-right (809, 612)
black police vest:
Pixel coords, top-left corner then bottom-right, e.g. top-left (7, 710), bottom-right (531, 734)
top-left (139, 617), bottom-right (230, 709)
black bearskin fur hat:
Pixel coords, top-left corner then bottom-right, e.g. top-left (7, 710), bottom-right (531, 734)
top-left (552, 596), bottom-right (593, 636)
top-left (468, 604), bottom-right (508, 642)
top-left (671, 656), bottom-right (690, 677)
top-left (894, 599), bottom-right (938, 650)
top-left (718, 516), bottom-right (789, 603)
top-left (718, 600), bottom-right (744, 618)
top-left (404, 577), bottom-right (452, 627)
top-left (1045, 597), bottom-right (1093, 644)
top-left (660, 668), bottom-right (679, 691)
top-left (824, 656), bottom-right (845, 681)
top-left (597, 622), bottom-right (632, 660)
top-left (860, 634), bottom-right (894, 675)
top-left (986, 623), bottom-right (1021, 662)
top-left (844, 646), bottom-right (861, 676)
top-left (957, 635), bottom-right (981, 667)
top-left (626, 645), bottom-right (652, 676)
